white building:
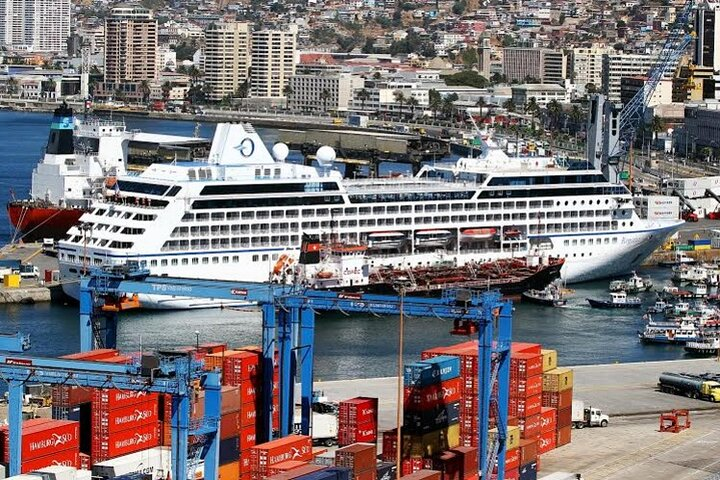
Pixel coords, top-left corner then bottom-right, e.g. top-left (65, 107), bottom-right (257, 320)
top-left (250, 25), bottom-right (298, 99)
top-left (571, 45), bottom-right (615, 95)
top-left (288, 71), bottom-right (364, 112)
top-left (203, 21), bottom-right (251, 102)
top-left (351, 80), bottom-right (429, 116)
top-left (0, 0), bottom-right (71, 52)
top-left (511, 84), bottom-right (568, 108)
top-left (602, 53), bottom-right (659, 103)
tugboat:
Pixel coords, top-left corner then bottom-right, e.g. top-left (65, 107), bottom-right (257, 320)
top-left (522, 284), bottom-right (567, 307)
top-left (609, 271), bottom-right (653, 293)
top-left (684, 337), bottom-right (720, 356)
top-left (587, 291), bottom-right (643, 309)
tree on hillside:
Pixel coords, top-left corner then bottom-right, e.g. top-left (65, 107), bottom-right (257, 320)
top-left (429, 89), bottom-right (442, 118)
top-left (546, 99), bottom-right (563, 130)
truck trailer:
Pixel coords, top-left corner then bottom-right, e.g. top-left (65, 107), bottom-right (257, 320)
top-left (658, 372), bottom-right (720, 402)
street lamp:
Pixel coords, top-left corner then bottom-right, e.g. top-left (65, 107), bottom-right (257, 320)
top-left (195, 330), bottom-right (200, 351)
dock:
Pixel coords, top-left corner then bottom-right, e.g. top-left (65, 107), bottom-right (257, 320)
top-left (0, 242), bottom-right (64, 304)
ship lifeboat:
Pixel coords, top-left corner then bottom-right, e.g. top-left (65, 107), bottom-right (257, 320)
top-left (460, 228), bottom-right (497, 241)
top-left (330, 243), bottom-right (368, 254)
top-left (503, 227), bottom-right (522, 238)
top-left (415, 229), bottom-right (453, 248)
top-left (272, 254), bottom-right (294, 275)
top-left (367, 232), bottom-right (407, 250)
top-left (316, 270), bottom-right (334, 279)
top-left (101, 293), bottom-right (141, 312)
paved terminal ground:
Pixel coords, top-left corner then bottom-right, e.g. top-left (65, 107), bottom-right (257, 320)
top-left (316, 358), bottom-right (720, 478)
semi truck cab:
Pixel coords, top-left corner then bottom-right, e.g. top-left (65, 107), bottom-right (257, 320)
top-left (701, 380), bottom-right (720, 401)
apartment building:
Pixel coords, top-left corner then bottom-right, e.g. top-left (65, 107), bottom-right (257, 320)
top-left (503, 48), bottom-right (567, 84)
top-left (570, 45), bottom-right (615, 95)
top-left (250, 25), bottom-right (298, 98)
top-left (602, 53), bottom-right (658, 103)
top-left (0, 0), bottom-right (70, 52)
top-left (511, 84), bottom-right (568, 108)
top-left (288, 69), bottom-right (364, 112)
top-left (204, 21), bottom-right (251, 102)
top-left (104, 5), bottom-right (157, 84)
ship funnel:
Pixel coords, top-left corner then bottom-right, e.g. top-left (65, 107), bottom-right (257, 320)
top-left (46, 101), bottom-right (75, 155)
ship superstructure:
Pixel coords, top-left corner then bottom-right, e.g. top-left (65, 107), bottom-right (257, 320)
top-left (57, 123), bottom-right (683, 309)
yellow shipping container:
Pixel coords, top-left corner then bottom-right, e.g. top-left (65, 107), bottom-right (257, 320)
top-left (543, 368), bottom-right (574, 392)
top-left (3, 274), bottom-right (20, 288)
top-left (218, 462), bottom-right (239, 480)
top-left (695, 245), bottom-right (711, 250)
top-left (541, 349), bottom-right (558, 372)
top-left (404, 423), bottom-right (461, 457)
top-left (489, 425), bottom-right (520, 451)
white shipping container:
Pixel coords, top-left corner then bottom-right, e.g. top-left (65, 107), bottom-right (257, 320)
top-left (646, 195), bottom-right (679, 220)
top-left (32, 467), bottom-right (76, 480)
top-left (92, 447), bottom-right (171, 480)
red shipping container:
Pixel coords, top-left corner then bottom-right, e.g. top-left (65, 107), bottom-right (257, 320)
top-left (557, 407), bottom-right (572, 429)
top-left (518, 414), bottom-right (541, 440)
top-left (509, 394), bottom-right (542, 418)
top-left (402, 470), bottom-right (441, 480)
top-left (355, 469), bottom-right (377, 480)
top-left (92, 423), bottom-right (159, 462)
top-left (249, 435), bottom-right (312, 477)
top-left (93, 398), bottom-right (158, 435)
top-left (241, 452), bottom-right (252, 474)
top-left (339, 421), bottom-right (377, 446)
top-left (267, 460), bottom-right (308, 475)
top-left (335, 443), bottom-right (376, 473)
top-left (220, 411), bottom-right (241, 440)
top-left (537, 430), bottom-right (556, 455)
top-left (79, 452), bottom-right (90, 470)
top-left (505, 447), bottom-right (520, 471)
top-left (512, 375), bottom-right (543, 399)
top-left (401, 457), bottom-right (424, 476)
top-left (1, 420), bottom-right (79, 463)
top-left (339, 397), bottom-right (378, 426)
top-left (510, 354), bottom-right (543, 380)
top-left (223, 351), bottom-right (261, 383)
top-left (18, 448), bottom-right (80, 473)
top-left (518, 439), bottom-right (537, 466)
top-left (539, 407), bottom-right (556, 433)
top-left (502, 467), bottom-right (519, 480)
top-left (450, 446), bottom-right (477, 479)
top-left (404, 377), bottom-right (462, 410)
top-left (240, 425), bottom-right (257, 451)
top-left (541, 389), bottom-right (573, 410)
top-left (241, 401), bottom-right (257, 428)
top-left (556, 425), bottom-right (572, 446)
top-left (510, 342), bottom-right (541, 355)
top-left (52, 386), bottom-right (93, 407)
top-left (61, 348), bottom-right (118, 360)
top-left (200, 342), bottom-right (227, 354)
top-left (92, 388), bottom-right (158, 410)
top-left (267, 465), bottom-right (327, 479)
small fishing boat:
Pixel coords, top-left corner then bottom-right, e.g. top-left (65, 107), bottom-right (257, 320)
top-left (684, 336), bottom-right (720, 356)
top-left (609, 271), bottom-right (653, 293)
top-left (587, 291), bottom-right (643, 309)
top-left (522, 284), bottom-right (567, 307)
top-left (659, 251), bottom-right (696, 268)
top-left (671, 265), bottom-right (708, 284)
top-left (637, 320), bottom-right (701, 344)
top-left (646, 299), bottom-right (670, 314)
top-left (661, 284), bottom-right (708, 300)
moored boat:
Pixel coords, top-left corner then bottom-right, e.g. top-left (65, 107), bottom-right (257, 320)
top-left (522, 284), bottom-right (567, 307)
top-left (609, 271), bottom-right (653, 293)
top-left (587, 291), bottom-right (643, 309)
top-left (684, 337), bottom-right (720, 356)
top-left (638, 320), bottom-right (701, 344)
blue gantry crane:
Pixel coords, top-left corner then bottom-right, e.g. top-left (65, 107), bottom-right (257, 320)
top-left (1, 264), bottom-right (512, 479)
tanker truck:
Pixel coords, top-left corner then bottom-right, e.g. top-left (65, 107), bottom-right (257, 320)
top-left (658, 372), bottom-right (720, 402)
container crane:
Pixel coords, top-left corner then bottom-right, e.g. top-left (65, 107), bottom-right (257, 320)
top-left (587, 0), bottom-right (695, 183)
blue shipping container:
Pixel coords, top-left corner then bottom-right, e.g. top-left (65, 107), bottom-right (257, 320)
top-left (519, 461), bottom-right (537, 480)
top-left (403, 355), bottom-right (460, 387)
top-left (324, 467), bottom-right (352, 480)
top-left (404, 401), bottom-right (460, 434)
top-left (690, 239), bottom-right (711, 245)
top-left (295, 472), bottom-right (337, 480)
top-left (219, 436), bottom-right (240, 464)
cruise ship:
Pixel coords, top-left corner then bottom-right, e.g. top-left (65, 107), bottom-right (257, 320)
top-left (57, 123), bottom-right (683, 309)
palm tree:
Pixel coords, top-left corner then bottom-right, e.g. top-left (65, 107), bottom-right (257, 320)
top-left (442, 94), bottom-right (457, 121)
top-left (161, 82), bottom-right (172, 102)
top-left (406, 96), bottom-right (419, 118)
top-left (283, 84), bottom-right (294, 109)
top-left (320, 88), bottom-right (332, 112)
top-left (650, 115), bottom-right (665, 141)
top-left (569, 104), bottom-right (584, 134)
top-left (236, 80), bottom-right (249, 99)
top-left (546, 99), bottom-right (563, 130)
top-left (502, 98), bottom-right (516, 113)
top-left (525, 97), bottom-right (540, 132)
top-left (429, 89), bottom-right (442, 119)
top-left (6, 77), bottom-right (19, 96)
top-left (586, 83), bottom-right (597, 95)
top-left (393, 90), bottom-right (406, 119)
top-left (139, 80), bottom-right (151, 104)
top-left (357, 88), bottom-right (371, 111)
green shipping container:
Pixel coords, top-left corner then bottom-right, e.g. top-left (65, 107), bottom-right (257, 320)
top-left (678, 245), bottom-right (694, 251)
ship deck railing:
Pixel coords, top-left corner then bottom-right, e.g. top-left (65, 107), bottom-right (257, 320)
top-left (344, 178), bottom-right (479, 193)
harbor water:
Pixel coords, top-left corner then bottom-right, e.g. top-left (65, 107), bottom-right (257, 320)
top-left (0, 111), bottom-right (693, 380)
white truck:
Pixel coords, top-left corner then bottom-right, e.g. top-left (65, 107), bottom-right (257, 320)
top-left (294, 408), bottom-right (338, 446)
top-left (572, 400), bottom-right (609, 429)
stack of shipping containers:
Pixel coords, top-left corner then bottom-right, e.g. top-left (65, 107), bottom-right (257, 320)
top-left (335, 443), bottom-right (377, 480)
top-left (0, 419), bottom-right (80, 473)
top-left (338, 397), bottom-right (378, 447)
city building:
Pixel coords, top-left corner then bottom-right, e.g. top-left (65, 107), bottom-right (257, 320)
top-left (351, 80), bottom-right (429, 117)
top-left (511, 84), bottom-right (568, 108)
top-left (95, 5), bottom-right (157, 102)
top-left (250, 25), bottom-right (298, 99)
top-left (602, 53), bottom-right (658, 103)
top-left (675, 105), bottom-right (720, 158)
top-left (570, 45), bottom-right (615, 95)
top-left (203, 21), bottom-right (251, 102)
top-left (619, 77), bottom-right (674, 108)
top-left (479, 37), bottom-right (492, 79)
top-left (287, 69), bottom-right (364, 112)
top-left (695, 3), bottom-right (720, 71)
top-left (0, 0), bottom-right (71, 52)
top-left (503, 48), bottom-right (567, 84)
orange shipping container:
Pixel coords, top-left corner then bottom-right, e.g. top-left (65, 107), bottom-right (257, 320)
top-left (510, 343), bottom-right (541, 355)
top-left (518, 438), bottom-right (537, 466)
top-left (542, 368), bottom-right (573, 392)
top-left (205, 350), bottom-right (243, 371)
top-left (219, 461), bottom-right (240, 480)
top-left (537, 429), bottom-right (556, 455)
top-left (556, 425), bottom-right (572, 446)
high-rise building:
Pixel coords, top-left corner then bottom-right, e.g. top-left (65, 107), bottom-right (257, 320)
top-left (104, 5), bottom-right (157, 84)
top-left (502, 48), bottom-right (567, 84)
top-left (204, 21), bottom-right (251, 102)
top-left (602, 53), bottom-right (658, 103)
top-left (250, 25), bottom-right (298, 98)
top-left (0, 0), bottom-right (70, 52)
top-left (695, 3), bottom-right (720, 70)
top-left (571, 45), bottom-right (615, 95)
top-left (479, 37), bottom-right (492, 79)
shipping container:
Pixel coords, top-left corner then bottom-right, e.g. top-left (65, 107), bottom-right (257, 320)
top-left (387, 424), bottom-right (460, 459)
top-left (92, 446), bottom-right (170, 480)
top-left (92, 389), bottom-right (158, 411)
top-left (400, 457), bottom-right (423, 476)
top-left (339, 398), bottom-right (378, 426)
top-left (540, 350), bottom-right (557, 373)
top-left (511, 376), bottom-right (543, 399)
top-left (542, 369), bottom-right (573, 393)
top-left (15, 449), bottom-right (79, 473)
top-left (249, 435), bottom-right (313, 477)
top-left (338, 422), bottom-right (377, 446)
top-left (404, 377), bottom-right (462, 410)
top-left (240, 425), bottom-right (257, 451)
top-left (220, 412), bottom-right (241, 440)
top-left (91, 423), bottom-right (159, 463)
top-left (403, 402), bottom-right (460, 434)
top-left (61, 349), bottom-right (118, 361)
top-left (449, 446), bottom-right (477, 479)
top-left (399, 470), bottom-right (441, 480)
top-left (510, 354), bottom-right (543, 379)
top-left (504, 447), bottom-right (520, 471)
top-left (0, 420), bottom-right (79, 463)
top-left (52, 386), bottom-right (93, 408)
top-left (518, 414), bottom-right (540, 440)
top-left (222, 351), bottom-right (261, 382)
top-left (510, 343), bottom-right (541, 355)
top-left (334, 443), bottom-right (376, 474)
top-left (518, 460), bottom-right (537, 480)
top-left (218, 461), bottom-right (240, 480)
top-left (241, 402), bottom-right (257, 428)
top-left (93, 398), bottom-right (158, 435)
top-left (199, 342), bottom-right (228, 354)
top-left (539, 407), bottom-right (556, 433)
top-left (537, 430), bottom-right (556, 455)
top-left (556, 426), bottom-right (571, 447)
top-left (488, 426), bottom-right (519, 452)
top-left (509, 395), bottom-right (542, 418)
top-left (518, 439), bottom-right (537, 466)
top-left (403, 356), bottom-right (460, 388)
top-left (557, 407), bottom-right (572, 430)
top-left (220, 437), bottom-right (240, 465)
top-left (266, 464), bottom-right (327, 479)
top-left (540, 389), bottom-right (573, 410)
top-left (268, 460), bottom-right (309, 475)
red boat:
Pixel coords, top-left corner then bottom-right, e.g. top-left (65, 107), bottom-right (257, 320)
top-left (7, 201), bottom-right (84, 243)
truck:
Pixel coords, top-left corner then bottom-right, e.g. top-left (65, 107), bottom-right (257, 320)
top-left (571, 400), bottom-right (609, 429)
top-left (658, 372), bottom-right (720, 402)
top-left (19, 264), bottom-right (39, 279)
top-left (347, 114), bottom-right (369, 128)
top-left (682, 210), bottom-right (699, 222)
top-left (294, 408), bottom-right (338, 446)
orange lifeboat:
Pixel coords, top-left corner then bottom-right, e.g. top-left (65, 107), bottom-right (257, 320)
top-left (316, 270), bottom-right (334, 279)
top-left (460, 228), bottom-right (497, 240)
top-left (101, 294), bottom-right (141, 312)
